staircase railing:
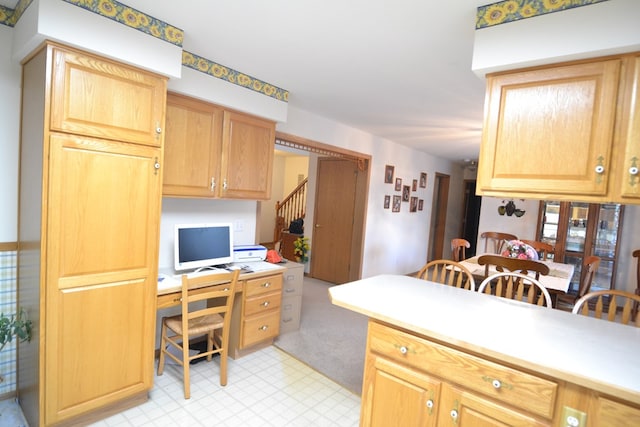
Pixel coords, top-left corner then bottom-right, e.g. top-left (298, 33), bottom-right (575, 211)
top-left (274, 178), bottom-right (307, 242)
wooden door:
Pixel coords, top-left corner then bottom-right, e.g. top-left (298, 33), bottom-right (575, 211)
top-left (44, 133), bottom-right (161, 423)
top-left (50, 44), bottom-right (166, 146)
top-left (311, 158), bottom-right (358, 284)
top-left (478, 59), bottom-right (621, 197)
top-left (361, 355), bottom-right (441, 427)
top-left (437, 383), bottom-right (548, 427)
top-left (163, 93), bottom-right (222, 197)
top-left (221, 110), bottom-right (275, 199)
top-left (429, 173), bottom-right (449, 261)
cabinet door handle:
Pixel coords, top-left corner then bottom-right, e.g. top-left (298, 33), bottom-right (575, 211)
top-left (210, 177), bottom-right (215, 191)
top-left (223, 178), bottom-right (228, 190)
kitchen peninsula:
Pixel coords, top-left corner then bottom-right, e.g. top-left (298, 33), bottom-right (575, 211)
top-left (329, 275), bottom-right (640, 426)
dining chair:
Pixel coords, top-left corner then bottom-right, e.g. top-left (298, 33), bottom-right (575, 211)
top-left (555, 256), bottom-right (600, 312)
top-left (451, 238), bottom-right (471, 262)
top-left (478, 272), bottom-right (553, 307)
top-left (572, 289), bottom-right (640, 327)
top-left (480, 231), bottom-right (518, 254)
top-left (521, 240), bottom-right (555, 261)
top-left (477, 254), bottom-right (550, 280)
top-left (157, 269), bottom-right (240, 399)
top-left (416, 259), bottom-right (476, 291)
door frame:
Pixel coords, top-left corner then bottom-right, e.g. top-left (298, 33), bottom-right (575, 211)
top-left (429, 173), bottom-right (450, 261)
top-left (274, 131), bottom-right (370, 281)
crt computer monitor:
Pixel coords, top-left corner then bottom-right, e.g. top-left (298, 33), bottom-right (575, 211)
top-left (174, 223), bottom-right (234, 271)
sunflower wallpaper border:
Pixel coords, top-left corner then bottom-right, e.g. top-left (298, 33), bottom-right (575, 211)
top-left (477, 0), bottom-right (610, 29)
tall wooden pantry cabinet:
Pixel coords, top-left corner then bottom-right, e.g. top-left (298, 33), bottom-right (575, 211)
top-left (17, 42), bottom-right (167, 426)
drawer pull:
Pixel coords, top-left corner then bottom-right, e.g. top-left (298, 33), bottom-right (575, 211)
top-left (261, 301), bottom-right (270, 307)
top-left (482, 375), bottom-right (513, 390)
top-left (450, 409), bottom-right (458, 420)
top-left (394, 344), bottom-right (415, 355)
top-left (261, 282), bottom-right (271, 288)
top-left (426, 399), bottom-right (434, 409)
top-left (258, 325), bottom-right (269, 331)
top-left (400, 346), bottom-right (408, 354)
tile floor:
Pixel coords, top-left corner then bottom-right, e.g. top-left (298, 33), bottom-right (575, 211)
top-left (90, 346), bottom-right (361, 427)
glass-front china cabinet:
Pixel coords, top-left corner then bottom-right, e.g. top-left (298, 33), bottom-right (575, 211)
top-left (536, 201), bottom-right (624, 292)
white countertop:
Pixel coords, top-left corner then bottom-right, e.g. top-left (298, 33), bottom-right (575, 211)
top-left (329, 274), bottom-right (640, 405)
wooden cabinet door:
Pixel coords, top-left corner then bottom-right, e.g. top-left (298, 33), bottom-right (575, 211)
top-left (617, 54), bottom-right (640, 200)
top-left (361, 355), bottom-right (441, 427)
top-left (437, 383), bottom-right (549, 427)
top-left (44, 133), bottom-right (161, 424)
top-left (163, 93), bottom-right (222, 197)
top-left (478, 59), bottom-right (621, 198)
top-left (220, 110), bottom-right (275, 199)
top-left (50, 44), bottom-right (166, 147)
top-left (596, 397), bottom-right (640, 426)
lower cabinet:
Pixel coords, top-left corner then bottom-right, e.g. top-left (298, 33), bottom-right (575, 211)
top-left (362, 321), bottom-right (554, 426)
top-left (229, 272), bottom-right (283, 358)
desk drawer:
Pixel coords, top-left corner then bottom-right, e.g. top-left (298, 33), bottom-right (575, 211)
top-left (244, 290), bottom-right (281, 316)
top-left (368, 321), bottom-right (558, 419)
top-left (245, 274), bottom-right (282, 297)
top-left (241, 311), bottom-right (280, 347)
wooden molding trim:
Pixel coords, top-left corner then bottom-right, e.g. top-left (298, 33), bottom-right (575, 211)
top-left (0, 242), bottom-right (18, 251)
top-left (275, 131), bottom-right (371, 163)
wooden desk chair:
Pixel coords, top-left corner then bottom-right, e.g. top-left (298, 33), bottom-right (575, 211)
top-left (556, 256), bottom-right (600, 312)
top-left (157, 270), bottom-right (240, 399)
top-left (477, 254), bottom-right (550, 280)
top-left (451, 238), bottom-right (471, 262)
top-left (521, 240), bottom-right (555, 261)
top-left (478, 272), bottom-right (553, 307)
top-left (572, 289), bottom-right (640, 327)
top-left (480, 231), bottom-right (518, 254)
top-left (633, 250), bottom-right (640, 320)
top-left (416, 259), bottom-right (476, 291)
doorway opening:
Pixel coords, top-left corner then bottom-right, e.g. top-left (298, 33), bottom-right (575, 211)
top-left (259, 131), bottom-right (370, 283)
top-left (461, 180), bottom-right (481, 257)
top-left (428, 173), bottom-right (450, 261)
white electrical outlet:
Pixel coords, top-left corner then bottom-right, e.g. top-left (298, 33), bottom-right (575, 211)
top-left (561, 407), bottom-right (587, 427)
top-left (234, 220), bottom-right (244, 232)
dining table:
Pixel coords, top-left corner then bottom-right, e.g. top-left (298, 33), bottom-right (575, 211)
top-left (459, 254), bottom-right (575, 294)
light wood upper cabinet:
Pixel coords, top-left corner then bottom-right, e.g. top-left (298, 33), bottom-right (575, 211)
top-left (163, 93), bottom-right (222, 196)
top-left (50, 47), bottom-right (166, 146)
top-left (163, 92), bottom-right (275, 200)
top-left (617, 55), bottom-right (640, 200)
top-left (478, 52), bottom-right (640, 204)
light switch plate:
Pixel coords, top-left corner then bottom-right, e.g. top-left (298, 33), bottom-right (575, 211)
top-left (561, 406), bottom-right (587, 427)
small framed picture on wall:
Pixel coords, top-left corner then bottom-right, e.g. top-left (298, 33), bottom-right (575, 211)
top-left (420, 172), bottom-right (427, 188)
top-left (384, 195), bottom-right (390, 209)
top-left (384, 165), bottom-right (394, 183)
top-left (395, 178), bottom-right (402, 191)
top-left (392, 195), bottom-right (401, 212)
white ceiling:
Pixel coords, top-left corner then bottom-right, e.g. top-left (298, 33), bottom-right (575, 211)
top-left (4, 0), bottom-right (490, 162)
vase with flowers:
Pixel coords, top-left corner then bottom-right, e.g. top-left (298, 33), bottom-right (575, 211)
top-left (501, 240), bottom-right (539, 261)
top-left (293, 236), bottom-right (310, 263)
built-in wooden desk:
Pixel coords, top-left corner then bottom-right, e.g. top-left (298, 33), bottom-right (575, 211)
top-left (157, 263), bottom-right (286, 358)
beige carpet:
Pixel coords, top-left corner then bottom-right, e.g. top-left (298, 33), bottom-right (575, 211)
top-left (274, 277), bottom-right (368, 395)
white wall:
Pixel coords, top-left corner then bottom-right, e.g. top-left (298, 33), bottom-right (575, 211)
top-left (0, 26), bottom-right (20, 242)
top-left (476, 197), bottom-right (541, 252)
top-left (277, 106), bottom-right (460, 277)
top-left (473, 0), bottom-right (640, 76)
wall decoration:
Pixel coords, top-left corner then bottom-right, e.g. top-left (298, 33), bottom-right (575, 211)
top-left (392, 195), bottom-right (401, 212)
top-left (384, 165), bottom-right (394, 183)
top-left (395, 178), bottom-right (402, 191)
top-left (410, 197), bottom-right (418, 212)
top-left (402, 185), bottom-right (410, 201)
top-left (384, 195), bottom-right (390, 209)
top-left (412, 179), bottom-right (418, 191)
top-left (420, 172), bottom-right (427, 188)
top-left (418, 199), bottom-right (424, 211)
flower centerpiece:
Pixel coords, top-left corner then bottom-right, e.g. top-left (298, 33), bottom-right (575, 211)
top-left (501, 240), bottom-right (539, 260)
